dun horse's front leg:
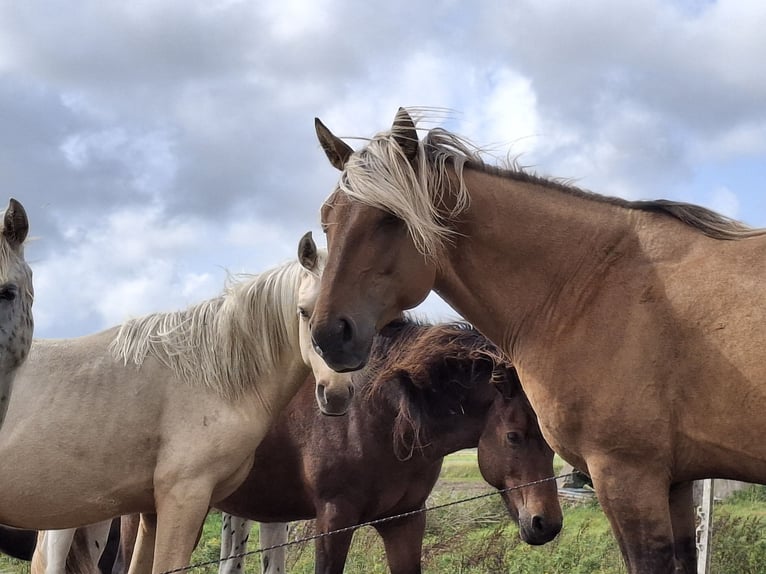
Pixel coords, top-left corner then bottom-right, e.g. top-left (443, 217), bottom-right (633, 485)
top-left (669, 481), bottom-right (697, 573)
top-left (589, 458), bottom-right (677, 574)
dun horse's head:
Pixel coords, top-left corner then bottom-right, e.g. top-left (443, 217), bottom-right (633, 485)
top-left (297, 232), bottom-right (355, 416)
top-left (311, 109), bottom-right (439, 372)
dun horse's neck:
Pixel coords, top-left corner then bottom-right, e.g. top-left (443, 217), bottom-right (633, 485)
top-left (435, 168), bottom-right (645, 358)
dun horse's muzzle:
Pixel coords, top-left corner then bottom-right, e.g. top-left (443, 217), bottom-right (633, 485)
top-left (311, 316), bottom-right (371, 372)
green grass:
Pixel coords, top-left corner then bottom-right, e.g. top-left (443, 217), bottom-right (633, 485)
top-left (2, 470), bottom-right (764, 573)
top-left (439, 449), bottom-right (483, 481)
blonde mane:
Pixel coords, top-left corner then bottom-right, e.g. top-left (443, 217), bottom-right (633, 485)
top-left (337, 118), bottom-right (477, 258)
top-left (334, 110), bottom-right (764, 255)
top-left (109, 260), bottom-right (306, 400)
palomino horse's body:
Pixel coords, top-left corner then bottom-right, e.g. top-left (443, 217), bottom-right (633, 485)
top-left (0, 198), bottom-right (34, 430)
top-left (116, 319), bottom-right (560, 574)
top-left (309, 109), bottom-right (766, 573)
top-left (1, 234), bottom-right (352, 574)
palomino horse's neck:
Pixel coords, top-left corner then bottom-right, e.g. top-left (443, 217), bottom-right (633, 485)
top-left (435, 167), bottom-right (658, 359)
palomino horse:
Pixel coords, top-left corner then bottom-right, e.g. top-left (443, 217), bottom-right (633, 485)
top-left (309, 109), bottom-right (766, 574)
top-left (1, 233), bottom-right (352, 574)
top-left (0, 198), bottom-right (34, 429)
top-left (116, 319), bottom-right (560, 574)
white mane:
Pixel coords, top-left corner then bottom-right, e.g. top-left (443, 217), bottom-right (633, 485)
top-left (109, 260), bottom-right (305, 400)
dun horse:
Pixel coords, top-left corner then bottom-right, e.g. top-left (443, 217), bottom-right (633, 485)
top-left (114, 319), bottom-right (560, 574)
top-left (0, 198), bottom-right (34, 430)
top-left (0, 233), bottom-right (352, 574)
top-left (309, 109), bottom-right (766, 573)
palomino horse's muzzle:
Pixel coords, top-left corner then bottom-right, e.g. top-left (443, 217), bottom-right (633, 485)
top-left (315, 381), bottom-right (356, 416)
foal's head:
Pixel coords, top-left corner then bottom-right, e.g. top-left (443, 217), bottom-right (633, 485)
top-left (0, 198), bottom-right (33, 374)
top-left (296, 232), bottom-right (354, 416)
top-left (478, 370), bottom-right (562, 545)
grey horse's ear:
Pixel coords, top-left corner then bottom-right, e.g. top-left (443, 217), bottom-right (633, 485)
top-left (298, 231), bottom-right (318, 272)
top-left (315, 118), bottom-right (353, 171)
top-left (3, 198), bottom-right (29, 250)
top-left (392, 107), bottom-right (418, 164)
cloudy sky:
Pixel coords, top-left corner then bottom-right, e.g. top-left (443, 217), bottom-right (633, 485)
top-left (1, 0), bottom-right (764, 338)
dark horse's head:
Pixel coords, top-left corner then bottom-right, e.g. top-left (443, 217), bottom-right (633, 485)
top-left (363, 319), bottom-right (562, 545)
top-left (478, 368), bottom-right (562, 545)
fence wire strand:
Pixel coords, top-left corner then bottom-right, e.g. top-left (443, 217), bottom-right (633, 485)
top-left (161, 472), bottom-right (576, 574)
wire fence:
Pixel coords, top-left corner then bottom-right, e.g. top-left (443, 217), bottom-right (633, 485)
top-left (161, 472), bottom-right (576, 574)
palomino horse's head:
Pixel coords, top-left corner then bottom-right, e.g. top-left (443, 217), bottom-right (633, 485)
top-left (297, 232), bottom-right (354, 416)
top-left (0, 198), bottom-right (33, 374)
top-left (311, 110), bottom-right (438, 372)
top-left (478, 369), bottom-right (562, 545)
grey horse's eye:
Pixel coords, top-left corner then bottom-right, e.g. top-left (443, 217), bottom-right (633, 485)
top-left (0, 284), bottom-right (18, 302)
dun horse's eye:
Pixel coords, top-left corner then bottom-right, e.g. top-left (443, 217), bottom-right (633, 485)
top-left (0, 284), bottom-right (17, 302)
top-left (506, 431), bottom-right (523, 445)
top-left (298, 307), bottom-right (309, 318)
top-left (378, 212), bottom-right (402, 229)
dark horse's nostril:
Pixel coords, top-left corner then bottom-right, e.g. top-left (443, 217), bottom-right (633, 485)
top-left (531, 515), bottom-right (544, 532)
top-left (348, 385), bottom-right (355, 397)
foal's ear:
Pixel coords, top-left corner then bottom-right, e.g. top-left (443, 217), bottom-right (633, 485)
top-left (315, 118), bottom-right (353, 171)
top-left (3, 198), bottom-right (29, 250)
top-left (392, 107), bottom-right (418, 164)
top-left (298, 231), bottom-right (318, 272)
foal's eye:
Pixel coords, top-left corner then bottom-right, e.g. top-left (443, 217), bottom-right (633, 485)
top-left (506, 431), bottom-right (523, 445)
top-left (0, 284), bottom-right (17, 302)
top-left (298, 307), bottom-right (309, 319)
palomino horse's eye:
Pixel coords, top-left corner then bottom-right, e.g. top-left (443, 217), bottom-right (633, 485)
top-left (298, 307), bottom-right (309, 319)
top-left (0, 284), bottom-right (18, 302)
top-left (506, 431), bottom-right (523, 445)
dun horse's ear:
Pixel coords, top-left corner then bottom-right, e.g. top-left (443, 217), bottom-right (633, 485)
top-left (3, 198), bottom-right (28, 250)
top-left (298, 231), bottom-right (318, 272)
top-left (392, 107), bottom-right (418, 164)
top-left (315, 118), bottom-right (353, 171)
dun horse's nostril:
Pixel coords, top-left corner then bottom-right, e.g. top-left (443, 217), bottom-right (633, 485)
top-left (316, 384), bottom-right (327, 403)
top-left (338, 317), bottom-right (353, 343)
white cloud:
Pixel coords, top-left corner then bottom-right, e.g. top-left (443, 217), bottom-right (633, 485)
top-left (707, 186), bottom-right (740, 219)
top-left (1, 0), bottom-right (765, 337)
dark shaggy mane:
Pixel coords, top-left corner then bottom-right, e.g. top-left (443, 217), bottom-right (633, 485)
top-left (359, 316), bottom-right (513, 459)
